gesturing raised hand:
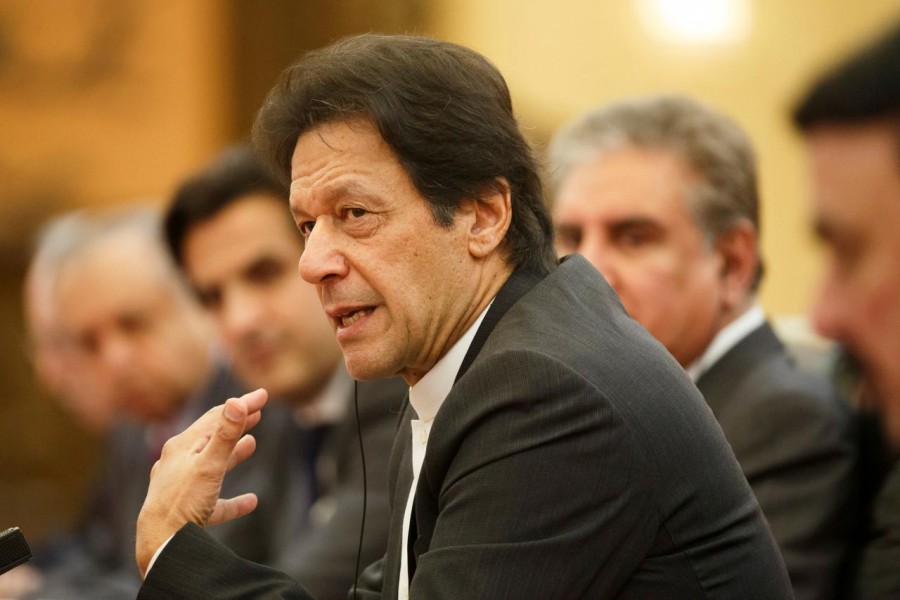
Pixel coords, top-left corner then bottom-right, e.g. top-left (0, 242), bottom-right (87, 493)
top-left (136, 388), bottom-right (269, 576)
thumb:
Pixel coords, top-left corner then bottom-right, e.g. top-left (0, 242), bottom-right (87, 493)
top-left (203, 398), bottom-right (247, 467)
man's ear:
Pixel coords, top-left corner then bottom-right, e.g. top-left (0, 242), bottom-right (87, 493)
top-left (715, 220), bottom-right (758, 311)
top-left (462, 177), bottom-right (513, 259)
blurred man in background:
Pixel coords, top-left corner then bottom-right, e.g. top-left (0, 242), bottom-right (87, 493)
top-left (1, 213), bottom-right (112, 599)
top-left (164, 146), bottom-right (404, 600)
top-left (549, 95), bottom-right (857, 599)
top-left (23, 212), bottom-right (112, 434)
top-left (793, 21), bottom-right (900, 600)
top-left (4, 206), bottom-right (297, 599)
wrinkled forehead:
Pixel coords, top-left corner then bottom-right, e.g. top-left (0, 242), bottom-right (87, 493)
top-left (288, 119), bottom-right (407, 213)
top-left (290, 118), bottom-right (384, 178)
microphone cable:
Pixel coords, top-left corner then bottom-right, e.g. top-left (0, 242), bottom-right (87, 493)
top-left (352, 380), bottom-right (366, 600)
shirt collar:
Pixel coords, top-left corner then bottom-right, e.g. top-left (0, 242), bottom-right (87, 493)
top-left (409, 303), bottom-right (492, 423)
top-left (293, 364), bottom-right (352, 426)
top-left (686, 303), bottom-right (765, 381)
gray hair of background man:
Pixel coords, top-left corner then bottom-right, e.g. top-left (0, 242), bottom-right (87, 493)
top-left (25, 204), bottom-right (197, 430)
top-left (548, 95), bottom-right (763, 289)
top-left (50, 205), bottom-right (196, 302)
top-left (27, 205), bottom-right (195, 353)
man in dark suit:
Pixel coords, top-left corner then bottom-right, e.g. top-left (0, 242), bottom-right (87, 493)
top-left (793, 21), bottom-right (900, 600)
top-left (163, 147), bottom-right (404, 600)
top-left (135, 34), bottom-right (792, 598)
top-left (548, 95), bottom-right (857, 599)
top-left (9, 206), bottom-right (298, 599)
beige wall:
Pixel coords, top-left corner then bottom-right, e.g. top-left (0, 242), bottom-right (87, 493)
top-left (0, 0), bottom-right (234, 541)
top-left (0, 0), bottom-right (233, 232)
top-left (426, 0), bottom-right (900, 316)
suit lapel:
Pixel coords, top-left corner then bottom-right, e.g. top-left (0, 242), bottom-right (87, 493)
top-left (405, 267), bottom-right (545, 583)
top-left (455, 268), bottom-right (545, 383)
top-left (696, 322), bottom-right (783, 415)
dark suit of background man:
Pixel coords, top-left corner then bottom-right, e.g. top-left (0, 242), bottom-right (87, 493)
top-left (548, 95), bottom-right (858, 600)
top-left (793, 21), bottom-right (900, 600)
top-left (135, 34), bottom-right (793, 599)
top-left (163, 147), bottom-right (405, 600)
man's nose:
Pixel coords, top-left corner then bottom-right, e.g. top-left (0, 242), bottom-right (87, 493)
top-left (221, 287), bottom-right (265, 340)
top-left (298, 220), bottom-right (349, 284)
top-left (98, 334), bottom-right (135, 373)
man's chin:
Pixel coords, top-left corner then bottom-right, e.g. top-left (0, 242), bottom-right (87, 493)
top-left (343, 354), bottom-right (397, 383)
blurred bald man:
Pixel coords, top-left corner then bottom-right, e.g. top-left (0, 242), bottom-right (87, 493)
top-left (15, 206), bottom-right (297, 599)
top-left (23, 212), bottom-right (111, 433)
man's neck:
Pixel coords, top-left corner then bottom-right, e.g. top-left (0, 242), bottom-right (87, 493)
top-left (685, 301), bottom-right (764, 381)
top-left (402, 258), bottom-right (512, 386)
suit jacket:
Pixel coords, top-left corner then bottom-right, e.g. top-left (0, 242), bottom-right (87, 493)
top-left (140, 256), bottom-right (792, 599)
top-left (696, 322), bottom-right (857, 600)
top-left (855, 453), bottom-right (900, 600)
top-left (33, 367), bottom-right (403, 600)
top-left (271, 376), bottom-right (408, 600)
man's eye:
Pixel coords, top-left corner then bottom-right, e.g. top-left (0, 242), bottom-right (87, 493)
top-left (615, 225), bottom-right (660, 249)
top-left (345, 207), bottom-right (367, 219)
top-left (620, 231), bottom-right (648, 247)
top-left (196, 289), bottom-right (222, 311)
top-left (298, 221), bottom-right (315, 237)
top-left (555, 226), bottom-right (582, 252)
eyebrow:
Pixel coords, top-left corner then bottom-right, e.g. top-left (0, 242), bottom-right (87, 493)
top-left (291, 180), bottom-right (383, 218)
top-left (607, 217), bottom-right (661, 232)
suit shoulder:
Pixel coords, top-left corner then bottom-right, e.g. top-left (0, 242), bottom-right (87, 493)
top-left (721, 351), bottom-right (848, 432)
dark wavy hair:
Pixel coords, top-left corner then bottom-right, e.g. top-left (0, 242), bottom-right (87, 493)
top-left (252, 34), bottom-right (556, 274)
top-left (164, 145), bottom-right (289, 267)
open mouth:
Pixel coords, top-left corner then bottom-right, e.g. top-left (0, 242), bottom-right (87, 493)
top-left (338, 307), bottom-right (373, 328)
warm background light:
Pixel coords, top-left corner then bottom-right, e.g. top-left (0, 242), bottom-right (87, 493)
top-left (638, 0), bottom-right (752, 44)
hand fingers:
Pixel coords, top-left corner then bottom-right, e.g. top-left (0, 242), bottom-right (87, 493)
top-left (244, 409), bottom-right (262, 432)
top-left (177, 388), bottom-right (269, 447)
top-left (241, 388), bottom-right (269, 416)
top-left (206, 493), bottom-right (259, 527)
top-left (225, 434), bottom-right (257, 471)
top-left (201, 397), bottom-right (249, 468)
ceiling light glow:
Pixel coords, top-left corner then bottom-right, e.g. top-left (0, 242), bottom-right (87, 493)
top-left (638, 0), bottom-right (751, 44)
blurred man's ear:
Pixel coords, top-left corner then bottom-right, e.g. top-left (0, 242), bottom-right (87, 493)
top-left (715, 220), bottom-right (758, 311)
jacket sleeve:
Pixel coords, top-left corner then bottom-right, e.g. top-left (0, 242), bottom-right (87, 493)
top-left (138, 523), bottom-right (384, 600)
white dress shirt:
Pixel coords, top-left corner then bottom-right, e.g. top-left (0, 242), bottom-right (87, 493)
top-left (397, 304), bottom-right (490, 600)
top-left (685, 303), bottom-right (765, 382)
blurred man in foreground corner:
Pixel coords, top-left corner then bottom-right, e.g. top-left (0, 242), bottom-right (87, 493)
top-left (135, 34), bottom-right (793, 599)
top-left (164, 146), bottom-right (404, 600)
top-left (793, 21), bottom-right (900, 600)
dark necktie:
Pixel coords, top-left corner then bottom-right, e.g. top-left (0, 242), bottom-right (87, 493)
top-left (298, 423), bottom-right (331, 511)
